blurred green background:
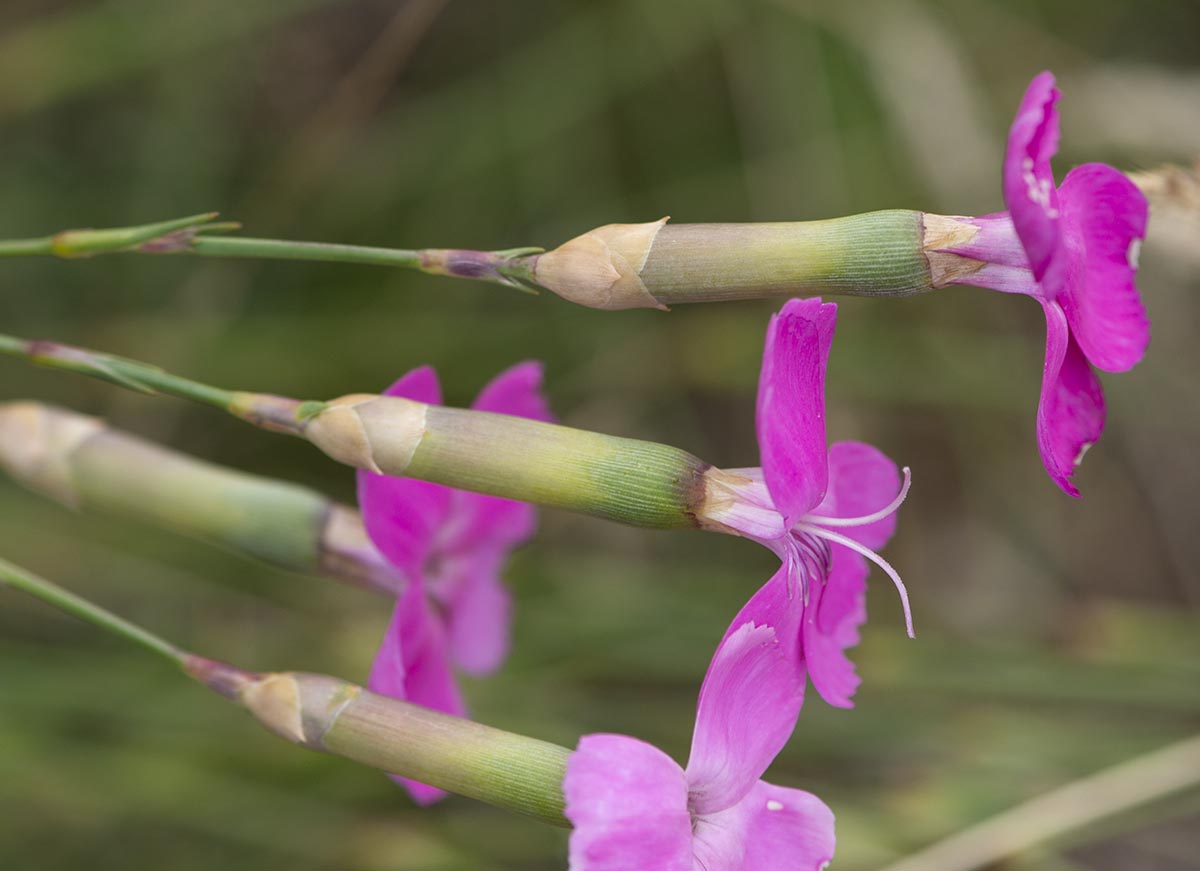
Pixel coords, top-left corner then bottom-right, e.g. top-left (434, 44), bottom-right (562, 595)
top-left (2, 1), bottom-right (1199, 868)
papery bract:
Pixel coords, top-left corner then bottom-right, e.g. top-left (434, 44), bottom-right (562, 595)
top-left (358, 362), bottom-right (552, 803)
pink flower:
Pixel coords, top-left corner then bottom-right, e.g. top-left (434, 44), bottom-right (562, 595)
top-left (564, 620), bottom-right (835, 871)
top-left (358, 362), bottom-right (553, 804)
top-left (701, 298), bottom-right (912, 709)
top-left (939, 71), bottom-right (1150, 496)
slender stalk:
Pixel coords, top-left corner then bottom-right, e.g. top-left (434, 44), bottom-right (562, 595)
top-left (0, 334), bottom-right (237, 407)
top-left (0, 556), bottom-right (570, 824)
top-left (0, 333), bottom-right (308, 434)
top-left (878, 733), bottom-right (1200, 871)
top-left (0, 213), bottom-right (220, 258)
top-left (0, 237), bottom-right (51, 257)
top-left (0, 557), bottom-right (184, 664)
top-left (190, 236), bottom-right (424, 268)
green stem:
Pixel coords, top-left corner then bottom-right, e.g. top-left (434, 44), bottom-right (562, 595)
top-left (0, 237), bottom-right (52, 257)
top-left (0, 555), bottom-right (570, 824)
top-left (0, 212), bottom-right (541, 290)
top-left (0, 402), bottom-right (400, 595)
top-left (0, 333), bottom-right (252, 416)
top-left (0, 333), bottom-right (713, 530)
top-left (0, 557), bottom-right (184, 664)
top-left (191, 236), bottom-right (424, 268)
top-left (0, 213), bottom-right (220, 258)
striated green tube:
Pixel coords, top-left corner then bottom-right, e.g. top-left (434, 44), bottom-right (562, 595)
top-left (303, 395), bottom-right (710, 530)
top-left (0, 402), bottom-right (398, 595)
top-left (184, 663), bottom-right (572, 825)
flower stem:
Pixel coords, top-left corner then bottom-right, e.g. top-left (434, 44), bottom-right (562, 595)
top-left (190, 235), bottom-right (423, 267)
top-left (0, 213), bottom-right (220, 258)
top-left (0, 557), bottom-right (184, 664)
top-left (0, 402), bottom-right (400, 595)
top-left (0, 334), bottom-right (237, 407)
top-left (0, 208), bottom-right (968, 306)
top-left (0, 334), bottom-right (711, 531)
top-left (0, 212), bottom-right (542, 291)
top-left (0, 555), bottom-right (570, 824)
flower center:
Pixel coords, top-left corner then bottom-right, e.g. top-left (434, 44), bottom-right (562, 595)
top-left (793, 467), bottom-right (915, 638)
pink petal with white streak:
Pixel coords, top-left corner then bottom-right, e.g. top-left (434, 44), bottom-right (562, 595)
top-left (686, 622), bottom-right (805, 815)
top-left (1035, 301), bottom-right (1106, 497)
top-left (1058, 163), bottom-right (1150, 373)
top-left (757, 299), bottom-right (838, 528)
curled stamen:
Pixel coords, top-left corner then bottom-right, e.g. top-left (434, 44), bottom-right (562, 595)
top-left (810, 467), bottom-right (911, 529)
top-left (794, 523), bottom-right (915, 639)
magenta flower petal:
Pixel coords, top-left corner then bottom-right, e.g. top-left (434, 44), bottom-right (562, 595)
top-left (565, 735), bottom-right (693, 871)
top-left (811, 440), bottom-right (902, 551)
top-left (471, 360), bottom-right (555, 423)
top-left (367, 585), bottom-right (466, 805)
top-left (357, 366), bottom-right (451, 575)
top-left (1003, 70), bottom-right (1065, 292)
top-left (757, 299), bottom-right (838, 528)
top-left (719, 564), bottom-right (803, 667)
top-left (382, 364), bottom-right (443, 404)
top-left (1036, 301), bottom-right (1106, 497)
top-left (736, 783), bottom-right (837, 871)
top-left (357, 473), bottom-right (452, 578)
top-left (1058, 163), bottom-right (1151, 373)
top-left (803, 547), bottom-right (868, 709)
top-left (443, 548), bottom-right (512, 676)
top-left (686, 622), bottom-right (805, 815)
top-left (692, 781), bottom-right (836, 871)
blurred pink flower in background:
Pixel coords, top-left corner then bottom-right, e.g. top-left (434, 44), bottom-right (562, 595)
top-left (358, 362), bottom-right (553, 803)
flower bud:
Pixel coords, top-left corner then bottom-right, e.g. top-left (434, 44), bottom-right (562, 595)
top-left (0, 401), bottom-right (104, 507)
top-left (302, 394), bottom-right (428, 474)
top-left (531, 218), bottom-right (669, 310)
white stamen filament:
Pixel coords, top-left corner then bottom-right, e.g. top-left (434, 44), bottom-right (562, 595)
top-left (810, 467), bottom-right (911, 529)
top-left (794, 522), bottom-right (915, 639)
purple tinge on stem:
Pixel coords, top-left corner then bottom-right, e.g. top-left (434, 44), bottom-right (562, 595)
top-left (702, 298), bottom-right (912, 711)
top-left (939, 71), bottom-right (1150, 497)
top-left (564, 622), bottom-right (835, 871)
top-left (357, 362), bottom-right (553, 804)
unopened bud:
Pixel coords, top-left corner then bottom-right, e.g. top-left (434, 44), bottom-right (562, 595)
top-left (531, 218), bottom-right (669, 310)
top-left (302, 394), bottom-right (428, 475)
top-left (0, 402), bottom-right (104, 507)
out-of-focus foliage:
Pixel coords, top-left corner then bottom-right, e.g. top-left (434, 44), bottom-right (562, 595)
top-left (1, 1), bottom-right (1198, 868)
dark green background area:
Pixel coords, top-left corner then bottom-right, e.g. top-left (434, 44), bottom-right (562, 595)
top-left (2, 1), bottom-right (1198, 868)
